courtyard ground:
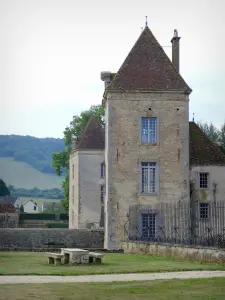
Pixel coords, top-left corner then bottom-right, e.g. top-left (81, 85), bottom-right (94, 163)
top-left (0, 252), bottom-right (225, 275)
top-left (1, 277), bottom-right (225, 300)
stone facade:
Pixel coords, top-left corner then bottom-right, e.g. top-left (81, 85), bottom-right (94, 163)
top-left (190, 166), bottom-right (225, 202)
top-left (69, 150), bottom-right (105, 229)
top-left (104, 92), bottom-right (190, 249)
top-left (0, 228), bottom-right (104, 249)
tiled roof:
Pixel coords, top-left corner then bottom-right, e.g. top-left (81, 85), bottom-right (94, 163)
top-left (108, 26), bottom-right (191, 93)
top-left (76, 116), bottom-right (105, 150)
top-left (189, 122), bottom-right (225, 166)
top-left (0, 204), bottom-right (16, 213)
top-left (0, 196), bottom-right (18, 205)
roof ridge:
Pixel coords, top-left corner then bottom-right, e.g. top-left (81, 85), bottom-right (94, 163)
top-left (108, 26), bottom-right (192, 93)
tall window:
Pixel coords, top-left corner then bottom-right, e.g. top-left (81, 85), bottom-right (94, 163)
top-left (199, 173), bottom-right (208, 189)
top-left (141, 117), bottom-right (157, 144)
top-left (100, 185), bottom-right (105, 203)
top-left (141, 162), bottom-right (157, 193)
top-left (141, 213), bottom-right (156, 239)
top-left (72, 165), bottom-right (74, 179)
top-left (72, 185), bottom-right (74, 204)
top-left (100, 162), bottom-right (105, 178)
top-left (199, 203), bottom-right (209, 219)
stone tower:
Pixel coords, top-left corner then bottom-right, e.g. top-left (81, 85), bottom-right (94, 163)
top-left (102, 26), bottom-right (192, 249)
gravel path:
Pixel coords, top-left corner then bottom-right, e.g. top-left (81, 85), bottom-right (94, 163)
top-left (1, 271), bottom-right (225, 284)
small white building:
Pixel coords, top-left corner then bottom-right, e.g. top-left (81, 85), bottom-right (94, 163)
top-left (23, 199), bottom-right (39, 213)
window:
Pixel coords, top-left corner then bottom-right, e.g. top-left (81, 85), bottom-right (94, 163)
top-left (72, 185), bottom-right (74, 204)
top-left (141, 213), bottom-right (156, 239)
top-left (33, 206), bottom-right (36, 211)
top-left (100, 162), bottom-right (105, 178)
top-left (100, 185), bottom-right (105, 203)
top-left (141, 117), bottom-right (157, 144)
top-left (141, 162), bottom-right (157, 193)
top-left (199, 173), bottom-right (208, 189)
top-left (199, 203), bottom-right (209, 219)
top-left (72, 165), bottom-right (74, 179)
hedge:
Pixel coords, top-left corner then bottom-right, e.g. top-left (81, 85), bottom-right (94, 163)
top-left (19, 213), bottom-right (68, 221)
top-left (47, 223), bottom-right (68, 228)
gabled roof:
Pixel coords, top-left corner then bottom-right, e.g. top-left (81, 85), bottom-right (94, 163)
top-left (0, 196), bottom-right (18, 205)
top-left (189, 122), bottom-right (225, 166)
top-left (108, 26), bottom-right (191, 93)
top-left (76, 116), bottom-right (105, 150)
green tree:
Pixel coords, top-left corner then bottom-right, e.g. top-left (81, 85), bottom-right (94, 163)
top-left (52, 105), bottom-right (105, 213)
top-left (0, 179), bottom-right (10, 196)
top-left (197, 121), bottom-right (220, 143)
top-left (219, 122), bottom-right (225, 154)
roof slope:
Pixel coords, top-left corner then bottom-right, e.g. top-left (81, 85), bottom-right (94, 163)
top-left (189, 122), bottom-right (225, 166)
top-left (76, 116), bottom-right (105, 150)
top-left (108, 26), bottom-right (191, 93)
top-left (0, 196), bottom-right (18, 205)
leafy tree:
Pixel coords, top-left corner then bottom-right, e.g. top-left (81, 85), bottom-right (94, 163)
top-left (197, 121), bottom-right (220, 143)
top-left (52, 105), bottom-right (105, 213)
top-left (0, 179), bottom-right (10, 196)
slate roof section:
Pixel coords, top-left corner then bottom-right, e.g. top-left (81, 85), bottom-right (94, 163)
top-left (108, 26), bottom-right (192, 93)
top-left (76, 116), bottom-right (105, 150)
top-left (189, 122), bottom-right (225, 166)
top-left (0, 196), bottom-right (18, 205)
top-left (0, 204), bottom-right (16, 213)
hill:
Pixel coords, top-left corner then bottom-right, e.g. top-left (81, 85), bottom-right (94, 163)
top-left (0, 157), bottom-right (63, 189)
top-left (0, 134), bottom-right (64, 174)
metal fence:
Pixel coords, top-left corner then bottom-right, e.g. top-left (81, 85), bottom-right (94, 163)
top-left (123, 200), bottom-right (225, 248)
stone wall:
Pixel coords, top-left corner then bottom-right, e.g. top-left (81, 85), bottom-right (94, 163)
top-left (122, 241), bottom-right (225, 264)
top-left (0, 228), bottom-right (104, 249)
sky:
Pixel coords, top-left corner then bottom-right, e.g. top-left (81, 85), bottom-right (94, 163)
top-left (0, 0), bottom-right (224, 138)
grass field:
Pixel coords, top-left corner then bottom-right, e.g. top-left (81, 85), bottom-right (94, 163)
top-left (1, 278), bottom-right (225, 300)
top-left (0, 252), bottom-right (225, 276)
top-left (0, 157), bottom-right (63, 189)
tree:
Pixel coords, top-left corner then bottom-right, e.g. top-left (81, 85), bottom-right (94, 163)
top-left (0, 179), bottom-right (10, 196)
top-left (219, 122), bottom-right (225, 154)
top-left (52, 105), bottom-right (105, 213)
top-left (197, 121), bottom-right (220, 143)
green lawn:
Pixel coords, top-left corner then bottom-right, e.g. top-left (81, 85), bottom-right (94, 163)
top-left (0, 252), bottom-right (225, 275)
top-left (1, 278), bottom-right (225, 300)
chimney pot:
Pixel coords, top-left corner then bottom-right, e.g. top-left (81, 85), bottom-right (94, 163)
top-left (171, 29), bottom-right (181, 72)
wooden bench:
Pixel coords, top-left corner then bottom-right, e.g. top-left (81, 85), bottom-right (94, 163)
top-left (89, 252), bottom-right (104, 264)
top-left (46, 252), bottom-right (63, 266)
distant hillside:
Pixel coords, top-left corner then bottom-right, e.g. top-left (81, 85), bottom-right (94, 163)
top-left (0, 134), bottom-right (64, 174)
top-left (0, 157), bottom-right (63, 189)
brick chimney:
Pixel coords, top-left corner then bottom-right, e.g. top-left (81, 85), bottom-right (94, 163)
top-left (170, 29), bottom-right (180, 72)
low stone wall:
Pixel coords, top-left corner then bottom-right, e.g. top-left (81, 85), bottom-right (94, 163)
top-left (121, 242), bottom-right (225, 264)
top-left (0, 228), bottom-right (104, 249)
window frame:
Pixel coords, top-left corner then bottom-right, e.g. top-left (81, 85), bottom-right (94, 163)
top-left (72, 184), bottom-right (74, 204)
top-left (100, 185), bottom-right (105, 203)
top-left (141, 213), bottom-right (156, 239)
top-left (141, 117), bottom-right (158, 145)
top-left (100, 162), bottom-right (105, 179)
top-left (140, 162), bottom-right (158, 194)
top-left (199, 172), bottom-right (209, 189)
top-left (199, 202), bottom-right (209, 219)
top-left (72, 164), bottom-right (74, 179)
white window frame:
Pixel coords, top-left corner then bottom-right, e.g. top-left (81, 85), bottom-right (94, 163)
top-left (199, 202), bottom-right (209, 219)
top-left (72, 185), bottom-right (74, 204)
top-left (140, 162), bottom-right (158, 194)
top-left (100, 162), bottom-right (105, 179)
top-left (141, 117), bottom-right (157, 144)
top-left (199, 172), bottom-right (209, 189)
top-left (72, 165), bottom-right (74, 179)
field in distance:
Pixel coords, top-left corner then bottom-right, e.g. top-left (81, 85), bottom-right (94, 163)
top-left (0, 157), bottom-right (63, 189)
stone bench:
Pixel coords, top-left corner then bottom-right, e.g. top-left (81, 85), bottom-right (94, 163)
top-left (46, 252), bottom-right (63, 266)
top-left (89, 252), bottom-right (104, 264)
